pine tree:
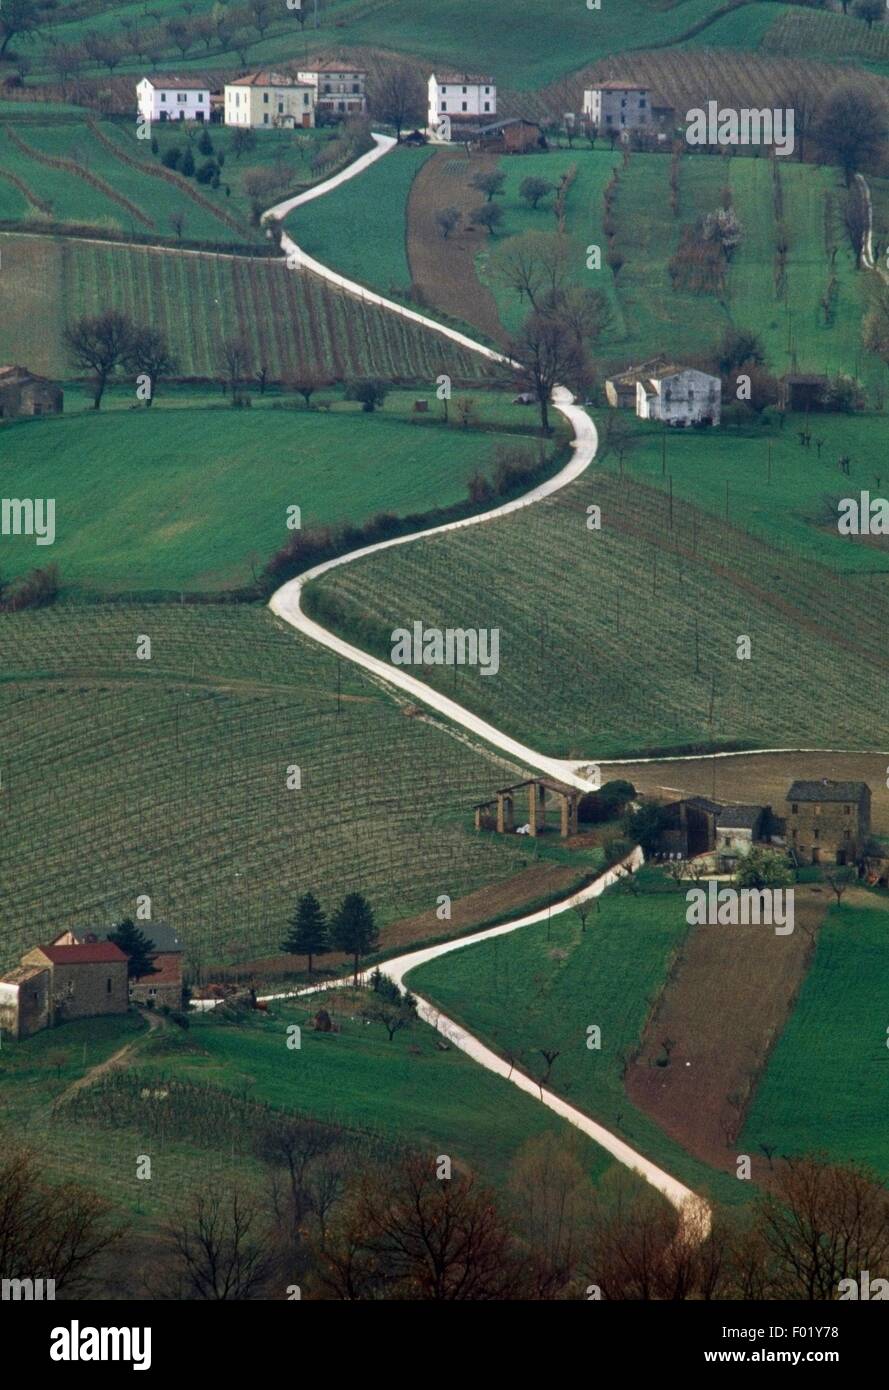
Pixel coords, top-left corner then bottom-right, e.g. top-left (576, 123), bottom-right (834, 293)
top-left (280, 892), bottom-right (329, 974)
top-left (106, 918), bottom-right (160, 980)
top-left (331, 893), bottom-right (379, 984)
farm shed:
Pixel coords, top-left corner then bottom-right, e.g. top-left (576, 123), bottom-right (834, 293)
top-left (716, 804), bottom-right (767, 870)
top-left (779, 374), bottom-right (829, 412)
top-left (605, 356), bottom-right (668, 409)
top-left (0, 365), bottom-right (63, 420)
top-left (469, 117), bottom-right (547, 153)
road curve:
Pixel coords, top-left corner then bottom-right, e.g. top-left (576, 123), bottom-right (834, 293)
top-left (263, 136), bottom-right (709, 1223)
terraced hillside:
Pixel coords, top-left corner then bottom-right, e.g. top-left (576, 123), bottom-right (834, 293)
top-left (0, 232), bottom-right (491, 382)
top-left (305, 467), bottom-right (889, 758)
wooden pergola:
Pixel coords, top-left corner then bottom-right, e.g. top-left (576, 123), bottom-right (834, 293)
top-left (473, 778), bottom-right (580, 838)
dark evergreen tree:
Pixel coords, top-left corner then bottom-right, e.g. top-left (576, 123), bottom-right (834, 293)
top-left (106, 918), bottom-right (160, 980)
top-left (280, 892), bottom-right (330, 974)
top-left (331, 893), bottom-right (379, 984)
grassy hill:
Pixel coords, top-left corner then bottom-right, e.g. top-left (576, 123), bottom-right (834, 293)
top-left (0, 996), bottom-right (649, 1297)
top-left (0, 393), bottom-right (535, 593)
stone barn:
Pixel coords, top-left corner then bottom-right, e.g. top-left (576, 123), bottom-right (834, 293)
top-left (0, 964), bottom-right (51, 1040)
top-left (0, 366), bottom-right (63, 420)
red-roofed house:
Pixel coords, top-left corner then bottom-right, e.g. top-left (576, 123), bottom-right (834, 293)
top-left (21, 941), bottom-right (128, 1027)
top-left (52, 926), bottom-right (183, 1010)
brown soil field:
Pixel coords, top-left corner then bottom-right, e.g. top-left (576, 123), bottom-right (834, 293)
top-left (406, 149), bottom-right (507, 346)
top-left (626, 882), bottom-right (828, 1173)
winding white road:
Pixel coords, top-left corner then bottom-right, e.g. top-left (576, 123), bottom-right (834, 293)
top-left (263, 136), bottom-right (708, 1220)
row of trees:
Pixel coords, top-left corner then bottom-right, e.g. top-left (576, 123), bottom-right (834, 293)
top-left (11, 1137), bottom-right (889, 1301)
top-left (63, 310), bottom-right (177, 409)
top-left (280, 891), bottom-right (379, 981)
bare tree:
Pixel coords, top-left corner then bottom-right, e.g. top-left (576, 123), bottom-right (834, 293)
top-left (63, 310), bottom-right (133, 409)
top-left (221, 336), bottom-right (251, 397)
top-left (369, 62), bottom-right (425, 142)
top-left (490, 230), bottom-right (570, 312)
top-left (816, 84), bottom-right (889, 185)
top-left (510, 305), bottom-right (588, 434)
top-left (124, 326), bottom-right (178, 406)
top-left (162, 1187), bottom-right (276, 1299)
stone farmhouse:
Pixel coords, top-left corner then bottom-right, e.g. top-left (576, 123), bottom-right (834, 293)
top-left (785, 779), bottom-right (871, 866)
top-left (0, 365), bottom-right (63, 420)
top-left (137, 75), bottom-right (211, 123)
top-left (636, 366), bottom-right (721, 426)
top-left (224, 71), bottom-right (316, 128)
top-left (297, 61), bottom-right (367, 118)
top-left (582, 83), bottom-right (674, 140)
top-left (427, 71), bottom-right (497, 138)
top-left (52, 925), bottom-right (184, 1010)
top-left (0, 940), bottom-right (128, 1040)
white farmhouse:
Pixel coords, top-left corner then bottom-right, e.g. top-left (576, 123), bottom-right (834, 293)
top-left (224, 71), bottom-right (316, 129)
top-left (137, 76), bottom-right (211, 123)
top-left (427, 71), bottom-right (496, 135)
top-left (583, 82), bottom-right (651, 135)
top-left (636, 366), bottom-right (721, 427)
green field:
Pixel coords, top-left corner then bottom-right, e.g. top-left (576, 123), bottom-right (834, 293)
top-left (473, 148), bottom-right (884, 395)
top-left (602, 411), bottom-right (889, 575)
top-left (286, 143), bottom-right (434, 295)
top-left (0, 399), bottom-right (532, 593)
top-left (408, 873), bottom-right (740, 1204)
top-left (742, 902), bottom-right (889, 1177)
top-left (305, 462), bottom-right (889, 759)
top-left (0, 604), bottom-right (548, 972)
top-left (0, 232), bottom-right (490, 383)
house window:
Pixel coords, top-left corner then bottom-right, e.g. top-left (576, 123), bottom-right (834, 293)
top-left (441, 102), bottom-right (447, 111)
top-left (106, 978), bottom-right (112, 993)
top-left (724, 837), bottom-right (730, 847)
top-left (814, 827), bottom-right (820, 840)
top-left (160, 93), bottom-right (167, 103)
top-left (844, 805), bottom-right (851, 814)
top-left (352, 83), bottom-right (359, 93)
top-left (484, 102), bottom-right (490, 111)
top-left (263, 114), bottom-right (269, 124)
top-left (792, 829), bottom-right (798, 841)
top-left (462, 101), bottom-right (467, 111)
top-left (791, 803), bottom-right (798, 814)
top-left (640, 97), bottom-right (647, 107)
top-left (177, 92), bottom-right (186, 103)
top-left (462, 87), bottom-right (467, 94)
top-left (844, 829), bottom-right (851, 840)
top-left (485, 87), bottom-right (490, 94)
top-left (278, 102), bottom-right (284, 113)
top-left (264, 93), bottom-right (269, 103)
top-left (324, 83), bottom-right (331, 93)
